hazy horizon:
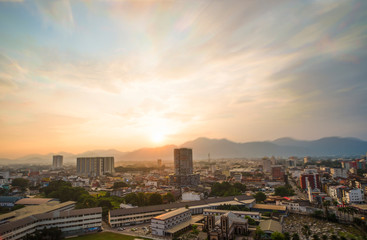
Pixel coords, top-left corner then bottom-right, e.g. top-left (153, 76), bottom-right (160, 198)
top-left (1, 0), bottom-right (367, 158)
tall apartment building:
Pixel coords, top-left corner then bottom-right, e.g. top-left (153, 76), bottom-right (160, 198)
top-left (262, 158), bottom-right (271, 172)
top-left (170, 148), bottom-right (199, 187)
top-left (76, 157), bottom-right (114, 177)
top-left (300, 173), bottom-right (321, 190)
top-left (174, 148), bottom-right (193, 175)
top-left (271, 165), bottom-right (285, 180)
top-left (52, 155), bottom-right (63, 169)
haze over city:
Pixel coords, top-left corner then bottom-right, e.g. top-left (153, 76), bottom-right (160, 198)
top-left (1, 0), bottom-right (367, 158)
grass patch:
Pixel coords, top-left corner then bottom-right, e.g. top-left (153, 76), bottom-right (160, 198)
top-left (68, 232), bottom-right (148, 240)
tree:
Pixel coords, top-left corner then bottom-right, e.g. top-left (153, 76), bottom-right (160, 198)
top-left (274, 186), bottom-right (294, 197)
top-left (302, 225), bottom-right (312, 240)
top-left (291, 233), bottom-right (300, 240)
top-left (321, 235), bottom-right (328, 240)
top-left (312, 234), bottom-right (320, 240)
top-left (284, 232), bottom-right (291, 240)
top-left (245, 216), bottom-right (256, 225)
top-left (255, 226), bottom-right (265, 240)
top-left (163, 192), bottom-right (175, 203)
top-left (11, 178), bottom-right (29, 190)
top-left (113, 181), bottom-right (128, 189)
top-left (323, 200), bottom-right (331, 218)
top-left (148, 193), bottom-right (163, 205)
top-left (254, 192), bottom-right (266, 203)
top-left (271, 232), bottom-right (285, 240)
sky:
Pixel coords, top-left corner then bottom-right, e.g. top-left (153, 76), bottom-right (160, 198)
top-left (0, 0), bottom-right (367, 158)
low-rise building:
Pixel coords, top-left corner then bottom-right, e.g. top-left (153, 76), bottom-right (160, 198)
top-left (109, 195), bottom-right (255, 227)
top-left (203, 209), bottom-right (260, 220)
top-left (151, 208), bottom-right (191, 236)
top-left (0, 207), bottom-right (102, 240)
top-left (345, 188), bottom-right (364, 204)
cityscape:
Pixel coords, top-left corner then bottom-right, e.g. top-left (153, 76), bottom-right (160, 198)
top-left (1, 1), bottom-right (367, 240)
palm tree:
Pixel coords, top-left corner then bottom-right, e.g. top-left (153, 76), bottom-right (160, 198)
top-left (323, 200), bottom-right (331, 218)
top-left (292, 233), bottom-right (300, 240)
top-left (302, 225), bottom-right (312, 240)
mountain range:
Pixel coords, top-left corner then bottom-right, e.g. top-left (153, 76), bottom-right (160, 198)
top-left (1, 137), bottom-right (366, 165)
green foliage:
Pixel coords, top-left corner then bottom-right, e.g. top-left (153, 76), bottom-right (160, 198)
top-left (217, 204), bottom-right (249, 211)
top-left (284, 232), bottom-right (291, 240)
top-left (245, 216), bottom-right (256, 225)
top-left (210, 182), bottom-right (246, 197)
top-left (321, 235), bottom-right (328, 240)
top-left (11, 178), bottom-right (29, 190)
top-left (123, 192), bottom-right (163, 206)
top-left (255, 226), bottom-right (265, 240)
top-left (274, 185), bottom-right (295, 197)
top-left (271, 232), bottom-right (285, 240)
top-left (312, 210), bottom-right (324, 219)
top-left (302, 225), bottom-right (312, 240)
top-left (112, 181), bottom-right (128, 189)
top-left (253, 192), bottom-right (266, 203)
top-left (24, 227), bottom-right (62, 240)
top-left (148, 193), bottom-right (163, 205)
top-left (292, 233), bottom-right (300, 240)
top-left (312, 234), bottom-right (320, 240)
top-left (163, 192), bottom-right (175, 203)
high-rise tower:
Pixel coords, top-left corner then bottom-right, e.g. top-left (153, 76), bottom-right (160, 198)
top-left (52, 155), bottom-right (63, 169)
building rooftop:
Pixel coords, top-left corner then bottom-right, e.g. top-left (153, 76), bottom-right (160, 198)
top-left (110, 195), bottom-right (254, 217)
top-left (15, 198), bottom-right (55, 205)
top-left (153, 208), bottom-right (189, 221)
top-left (252, 204), bottom-right (287, 211)
top-left (204, 209), bottom-right (260, 216)
top-left (259, 220), bottom-right (282, 233)
top-left (0, 196), bottom-right (22, 203)
top-left (0, 201), bottom-right (75, 223)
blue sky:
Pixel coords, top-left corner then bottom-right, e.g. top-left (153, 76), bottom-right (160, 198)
top-left (0, 0), bottom-right (366, 157)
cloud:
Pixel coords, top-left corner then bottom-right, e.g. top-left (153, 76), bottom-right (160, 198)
top-left (35, 0), bottom-right (74, 30)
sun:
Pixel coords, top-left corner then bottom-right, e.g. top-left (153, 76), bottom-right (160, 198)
top-left (151, 132), bottom-right (165, 143)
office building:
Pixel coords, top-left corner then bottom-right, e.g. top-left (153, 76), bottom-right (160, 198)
top-left (76, 157), bottom-right (114, 177)
top-left (52, 155), bottom-right (63, 169)
top-left (157, 159), bottom-right (162, 168)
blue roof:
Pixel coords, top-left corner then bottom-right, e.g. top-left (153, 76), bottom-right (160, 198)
top-left (0, 196), bottom-right (23, 203)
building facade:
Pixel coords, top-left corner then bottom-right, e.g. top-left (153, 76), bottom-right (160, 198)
top-left (0, 207), bottom-right (102, 240)
top-left (76, 157), bottom-right (114, 177)
top-left (52, 155), bottom-right (63, 169)
top-left (170, 148), bottom-right (199, 187)
top-left (151, 208), bottom-right (191, 236)
top-left (300, 173), bottom-right (321, 190)
top-left (345, 188), bottom-right (364, 204)
top-left (204, 212), bottom-right (248, 240)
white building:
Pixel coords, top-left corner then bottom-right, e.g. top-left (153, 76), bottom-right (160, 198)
top-left (345, 188), bottom-right (364, 204)
top-left (0, 205), bottom-right (101, 240)
top-left (330, 168), bottom-right (348, 179)
top-left (145, 181), bottom-right (158, 187)
top-left (182, 192), bottom-right (202, 202)
top-left (151, 208), bottom-right (191, 236)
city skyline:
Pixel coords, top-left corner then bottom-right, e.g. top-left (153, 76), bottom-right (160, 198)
top-left (1, 0), bottom-right (367, 158)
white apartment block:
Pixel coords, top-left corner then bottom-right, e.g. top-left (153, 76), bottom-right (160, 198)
top-left (203, 209), bottom-right (261, 220)
top-left (151, 208), bottom-right (191, 236)
top-left (0, 207), bottom-right (102, 240)
top-left (345, 188), bottom-right (364, 204)
top-left (330, 168), bottom-right (348, 179)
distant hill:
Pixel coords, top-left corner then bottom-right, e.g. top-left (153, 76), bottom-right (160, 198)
top-left (2, 136), bottom-right (366, 165)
